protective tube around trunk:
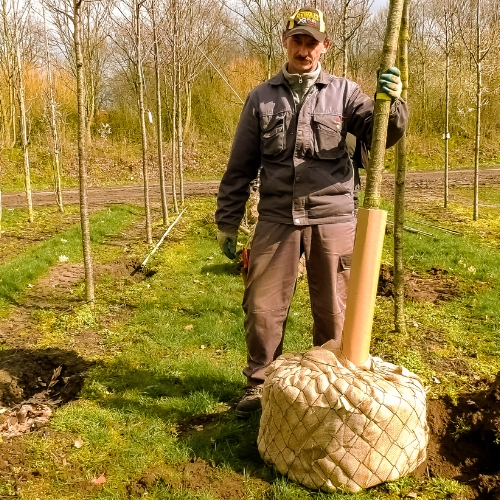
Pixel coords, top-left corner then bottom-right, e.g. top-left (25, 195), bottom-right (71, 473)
top-left (341, 208), bottom-right (387, 366)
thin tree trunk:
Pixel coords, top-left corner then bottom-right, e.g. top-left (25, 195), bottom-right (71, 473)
top-left (43, 5), bottom-right (64, 212)
top-left (135, 0), bottom-right (152, 243)
top-left (444, 48), bottom-right (450, 208)
top-left (15, 30), bottom-right (33, 222)
top-left (394, 0), bottom-right (409, 334)
top-left (74, 0), bottom-right (94, 306)
top-left (364, 0), bottom-right (405, 208)
top-left (473, 0), bottom-right (481, 221)
top-left (177, 58), bottom-right (184, 205)
top-left (151, 0), bottom-right (168, 226)
top-left (341, 0), bottom-right (348, 77)
top-left (1, 0), bottom-right (16, 148)
top-left (171, 3), bottom-right (179, 213)
top-left (184, 80), bottom-right (192, 132)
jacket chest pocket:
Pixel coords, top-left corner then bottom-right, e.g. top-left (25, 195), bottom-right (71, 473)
top-left (312, 114), bottom-right (345, 160)
top-left (260, 115), bottom-right (285, 156)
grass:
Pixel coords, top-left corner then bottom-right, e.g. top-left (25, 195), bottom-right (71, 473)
top-left (0, 192), bottom-right (499, 498)
top-left (0, 204), bottom-right (140, 316)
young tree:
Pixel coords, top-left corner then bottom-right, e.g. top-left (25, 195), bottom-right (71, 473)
top-left (432, 0), bottom-right (457, 209)
top-left (393, 0), bottom-right (409, 334)
top-left (0, 0), bottom-right (17, 148)
top-left (455, 0), bottom-right (499, 220)
top-left (134, 0), bottom-right (153, 243)
top-left (49, 0), bottom-right (111, 145)
top-left (110, 0), bottom-right (153, 241)
top-left (12, 0), bottom-right (33, 222)
top-left (42, 3), bottom-right (64, 212)
top-left (148, 0), bottom-right (168, 225)
top-left (74, 0), bottom-right (95, 306)
top-left (326, 0), bottom-right (373, 78)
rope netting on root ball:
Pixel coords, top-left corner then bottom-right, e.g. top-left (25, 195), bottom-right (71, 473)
top-left (257, 341), bottom-right (428, 493)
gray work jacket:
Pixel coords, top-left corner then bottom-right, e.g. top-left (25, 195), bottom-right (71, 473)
top-left (216, 70), bottom-right (408, 232)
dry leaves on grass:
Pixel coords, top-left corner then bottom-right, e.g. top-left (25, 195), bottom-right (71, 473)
top-left (0, 404), bottom-right (52, 438)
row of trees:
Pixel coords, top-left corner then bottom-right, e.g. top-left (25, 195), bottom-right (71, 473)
top-left (1, 0), bottom-right (499, 305)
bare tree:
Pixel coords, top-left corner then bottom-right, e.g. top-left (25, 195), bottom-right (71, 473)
top-left (48, 0), bottom-right (111, 145)
top-left (393, 0), bottom-right (409, 334)
top-left (323, 0), bottom-right (373, 78)
top-left (148, 0), bottom-right (168, 225)
top-left (134, 0), bottom-right (152, 243)
top-left (0, 0), bottom-right (16, 148)
top-left (110, 0), bottom-right (153, 242)
top-left (12, 0), bottom-right (33, 222)
top-left (432, 0), bottom-right (457, 209)
top-left (221, 0), bottom-right (293, 80)
top-left (42, 3), bottom-right (63, 212)
top-left (455, 0), bottom-right (500, 220)
top-left (74, 0), bottom-right (94, 306)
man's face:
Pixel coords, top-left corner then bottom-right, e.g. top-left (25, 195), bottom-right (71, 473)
top-left (283, 33), bottom-right (329, 74)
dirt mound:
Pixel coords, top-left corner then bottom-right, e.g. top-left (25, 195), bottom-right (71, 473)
top-left (378, 264), bottom-right (461, 303)
top-left (427, 373), bottom-right (500, 499)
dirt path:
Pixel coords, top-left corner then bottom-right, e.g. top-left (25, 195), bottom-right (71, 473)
top-left (2, 181), bottom-right (220, 208)
top-left (3, 168), bottom-right (500, 209)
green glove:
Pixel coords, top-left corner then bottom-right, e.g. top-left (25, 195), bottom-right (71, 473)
top-left (217, 230), bottom-right (237, 260)
top-left (377, 67), bottom-right (402, 101)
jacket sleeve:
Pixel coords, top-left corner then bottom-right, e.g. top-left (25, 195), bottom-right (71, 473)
top-left (215, 93), bottom-right (261, 232)
top-left (344, 85), bottom-right (408, 148)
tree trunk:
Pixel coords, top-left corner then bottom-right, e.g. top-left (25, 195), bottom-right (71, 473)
top-left (15, 30), bottom-right (33, 223)
top-left (444, 48), bottom-right (450, 208)
top-left (151, 0), bottom-right (168, 226)
top-left (184, 80), bottom-right (192, 133)
top-left (393, 0), bottom-right (409, 334)
top-left (1, 0), bottom-right (16, 148)
top-left (135, 0), bottom-right (152, 243)
top-left (74, 0), bottom-right (95, 307)
top-left (43, 5), bottom-right (64, 212)
top-left (473, 0), bottom-right (481, 221)
top-left (177, 58), bottom-right (184, 205)
top-left (363, 0), bottom-right (405, 209)
top-left (171, 3), bottom-right (179, 213)
top-left (341, 0), bottom-right (348, 77)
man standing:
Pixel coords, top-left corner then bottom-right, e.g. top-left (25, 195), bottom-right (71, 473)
top-left (216, 6), bottom-right (407, 418)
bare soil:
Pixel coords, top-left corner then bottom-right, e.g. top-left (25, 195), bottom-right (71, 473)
top-left (0, 169), bottom-right (500, 498)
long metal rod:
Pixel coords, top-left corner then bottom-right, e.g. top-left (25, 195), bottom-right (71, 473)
top-left (140, 207), bottom-right (187, 268)
top-left (196, 45), bottom-right (244, 104)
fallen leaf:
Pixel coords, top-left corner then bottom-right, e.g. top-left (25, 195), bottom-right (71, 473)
top-left (91, 474), bottom-right (106, 485)
top-left (185, 324), bottom-right (193, 330)
top-left (74, 437), bottom-right (84, 448)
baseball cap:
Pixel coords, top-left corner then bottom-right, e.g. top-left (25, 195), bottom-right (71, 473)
top-left (284, 6), bottom-right (327, 42)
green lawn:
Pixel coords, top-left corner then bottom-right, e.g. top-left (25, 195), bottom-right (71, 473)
top-left (1, 195), bottom-right (499, 498)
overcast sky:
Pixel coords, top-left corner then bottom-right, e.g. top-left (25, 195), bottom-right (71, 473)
top-left (371, 0), bottom-right (387, 11)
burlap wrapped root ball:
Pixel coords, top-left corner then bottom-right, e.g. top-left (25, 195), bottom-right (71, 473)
top-left (257, 341), bottom-right (428, 493)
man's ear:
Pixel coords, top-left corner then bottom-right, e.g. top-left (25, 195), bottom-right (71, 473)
top-left (321, 40), bottom-right (330, 53)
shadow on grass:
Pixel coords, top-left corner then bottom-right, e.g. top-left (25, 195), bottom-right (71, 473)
top-left (201, 262), bottom-right (241, 276)
top-left (88, 363), bottom-right (270, 478)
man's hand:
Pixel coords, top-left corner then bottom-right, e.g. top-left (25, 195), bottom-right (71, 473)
top-left (377, 67), bottom-right (402, 101)
top-left (217, 230), bottom-right (238, 260)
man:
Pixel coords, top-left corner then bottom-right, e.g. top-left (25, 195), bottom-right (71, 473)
top-left (216, 6), bottom-right (407, 418)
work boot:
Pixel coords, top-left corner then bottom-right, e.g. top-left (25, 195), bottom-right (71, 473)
top-left (235, 385), bottom-right (263, 419)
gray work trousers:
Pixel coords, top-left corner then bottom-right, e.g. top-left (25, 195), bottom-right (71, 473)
top-left (242, 220), bottom-right (356, 386)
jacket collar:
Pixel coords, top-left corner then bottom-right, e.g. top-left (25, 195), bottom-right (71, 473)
top-left (269, 69), bottom-right (331, 86)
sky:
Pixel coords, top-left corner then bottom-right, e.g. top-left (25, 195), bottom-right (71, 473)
top-left (371, 0), bottom-right (387, 12)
